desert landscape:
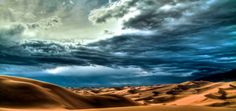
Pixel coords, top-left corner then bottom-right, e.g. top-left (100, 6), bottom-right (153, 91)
top-left (0, 75), bottom-right (236, 111)
top-left (0, 0), bottom-right (236, 111)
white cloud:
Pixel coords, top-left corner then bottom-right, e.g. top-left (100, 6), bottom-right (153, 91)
top-left (44, 65), bottom-right (147, 76)
top-left (43, 65), bottom-right (193, 77)
top-left (0, 0), bottom-right (121, 43)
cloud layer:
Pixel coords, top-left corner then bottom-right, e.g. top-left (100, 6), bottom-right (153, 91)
top-left (0, 0), bottom-right (236, 87)
top-left (89, 0), bottom-right (236, 32)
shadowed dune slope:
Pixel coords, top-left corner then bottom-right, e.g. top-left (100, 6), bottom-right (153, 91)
top-left (0, 76), bottom-right (138, 109)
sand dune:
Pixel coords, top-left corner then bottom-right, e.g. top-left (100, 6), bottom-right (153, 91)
top-left (1, 75), bottom-right (236, 111)
top-left (1, 105), bottom-right (235, 111)
top-left (79, 105), bottom-right (236, 111)
top-left (0, 76), bottom-right (138, 109)
top-left (71, 81), bottom-right (236, 109)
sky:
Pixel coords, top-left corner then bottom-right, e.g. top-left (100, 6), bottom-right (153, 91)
top-left (0, 0), bottom-right (236, 87)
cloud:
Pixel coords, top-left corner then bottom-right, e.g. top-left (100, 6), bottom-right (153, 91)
top-left (0, 64), bottom-right (194, 87)
top-left (0, 0), bottom-right (117, 41)
top-left (89, 0), bottom-right (236, 32)
top-left (1, 25), bottom-right (236, 77)
top-left (26, 16), bottom-right (62, 30)
top-left (89, 0), bottom-right (139, 23)
top-left (0, 16), bottom-right (62, 46)
top-left (0, 0), bottom-right (236, 82)
top-left (88, 23), bottom-right (236, 76)
top-left (87, 0), bottom-right (236, 77)
top-left (44, 65), bottom-right (147, 76)
top-left (0, 24), bottom-right (26, 45)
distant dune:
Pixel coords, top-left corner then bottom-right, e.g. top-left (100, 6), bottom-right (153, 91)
top-left (70, 81), bottom-right (236, 110)
top-left (196, 69), bottom-right (236, 81)
top-left (1, 75), bottom-right (236, 111)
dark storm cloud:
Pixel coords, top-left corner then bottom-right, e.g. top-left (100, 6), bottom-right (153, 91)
top-left (87, 0), bottom-right (236, 75)
top-left (1, 26), bottom-right (236, 78)
top-left (90, 0), bottom-right (236, 31)
top-left (88, 25), bottom-right (236, 76)
top-left (0, 41), bottom-right (108, 66)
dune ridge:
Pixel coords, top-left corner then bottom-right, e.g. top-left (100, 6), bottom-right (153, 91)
top-left (0, 76), bottom-right (138, 109)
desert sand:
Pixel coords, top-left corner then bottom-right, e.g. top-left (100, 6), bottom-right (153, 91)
top-left (0, 75), bottom-right (236, 111)
top-left (70, 81), bottom-right (236, 107)
top-left (0, 75), bottom-right (137, 110)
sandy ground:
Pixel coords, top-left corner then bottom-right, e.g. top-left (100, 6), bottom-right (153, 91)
top-left (1, 106), bottom-right (236, 111)
top-left (69, 81), bottom-right (236, 108)
top-left (0, 76), bottom-right (137, 109)
top-left (1, 75), bottom-right (236, 111)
